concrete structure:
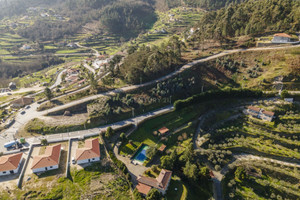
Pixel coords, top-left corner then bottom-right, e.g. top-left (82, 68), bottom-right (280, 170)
top-left (0, 153), bottom-right (23, 176)
top-left (247, 106), bottom-right (275, 122)
top-left (136, 169), bottom-right (172, 195)
top-left (31, 144), bottom-right (61, 173)
top-left (272, 33), bottom-right (292, 43)
top-left (284, 98), bottom-right (294, 103)
top-left (75, 138), bottom-right (100, 165)
top-left (11, 97), bottom-right (34, 108)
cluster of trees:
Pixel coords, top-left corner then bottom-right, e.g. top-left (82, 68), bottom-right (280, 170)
top-left (194, 0), bottom-right (300, 40)
top-left (0, 55), bottom-right (64, 81)
top-left (100, 1), bottom-right (157, 37)
top-left (118, 36), bottom-right (185, 84)
top-left (160, 144), bottom-right (210, 182)
top-left (174, 88), bottom-right (263, 110)
top-left (154, 0), bottom-right (243, 11)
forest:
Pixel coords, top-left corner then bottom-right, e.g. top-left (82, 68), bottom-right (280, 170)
top-left (100, 1), bottom-right (157, 37)
top-left (0, 56), bottom-right (64, 80)
top-left (117, 36), bottom-right (185, 84)
top-left (194, 0), bottom-right (300, 39)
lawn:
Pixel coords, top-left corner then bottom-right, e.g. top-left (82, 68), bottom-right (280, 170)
top-left (120, 103), bottom-right (206, 155)
top-left (166, 176), bottom-right (187, 200)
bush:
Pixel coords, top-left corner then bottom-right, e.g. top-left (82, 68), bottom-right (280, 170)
top-left (174, 88), bottom-right (263, 110)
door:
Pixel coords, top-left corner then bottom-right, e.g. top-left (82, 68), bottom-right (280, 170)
top-left (88, 159), bottom-right (90, 162)
top-left (45, 167), bottom-right (48, 171)
top-left (10, 170), bottom-right (14, 174)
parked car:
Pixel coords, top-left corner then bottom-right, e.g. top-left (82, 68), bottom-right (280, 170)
top-left (25, 105), bottom-right (31, 109)
top-left (72, 157), bottom-right (76, 164)
top-left (21, 110), bottom-right (26, 115)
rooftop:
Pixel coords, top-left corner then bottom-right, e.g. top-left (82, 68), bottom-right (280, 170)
top-left (31, 144), bottom-right (61, 169)
top-left (158, 127), bottom-right (169, 134)
top-left (274, 33), bottom-right (292, 38)
top-left (76, 138), bottom-right (100, 161)
top-left (0, 153), bottom-right (23, 172)
top-left (262, 110), bottom-right (275, 117)
top-left (248, 106), bottom-right (261, 112)
top-left (137, 169), bottom-right (172, 192)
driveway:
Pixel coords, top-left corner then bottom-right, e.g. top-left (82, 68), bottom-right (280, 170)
top-left (113, 143), bottom-right (148, 185)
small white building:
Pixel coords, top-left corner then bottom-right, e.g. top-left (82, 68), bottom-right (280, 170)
top-left (272, 33), bottom-right (292, 43)
top-left (31, 144), bottom-right (61, 173)
top-left (76, 138), bottom-right (100, 165)
top-left (284, 98), bottom-right (294, 103)
top-left (0, 153), bottom-right (23, 176)
top-left (247, 106), bottom-right (275, 122)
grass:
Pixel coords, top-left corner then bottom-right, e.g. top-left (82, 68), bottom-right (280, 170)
top-left (166, 176), bottom-right (187, 200)
top-left (120, 103), bottom-right (206, 155)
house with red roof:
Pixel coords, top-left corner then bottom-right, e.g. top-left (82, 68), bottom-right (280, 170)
top-left (31, 144), bottom-right (61, 173)
top-left (246, 106), bottom-right (275, 122)
top-left (272, 33), bottom-right (292, 43)
top-left (75, 138), bottom-right (100, 164)
top-left (0, 153), bottom-right (23, 176)
top-left (136, 169), bottom-right (172, 196)
top-left (158, 127), bottom-right (169, 135)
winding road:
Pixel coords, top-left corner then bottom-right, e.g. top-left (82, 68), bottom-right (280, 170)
top-left (1, 44), bottom-right (299, 153)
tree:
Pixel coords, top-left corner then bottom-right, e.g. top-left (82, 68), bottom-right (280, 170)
top-left (183, 161), bottom-right (198, 181)
top-left (146, 188), bottom-right (161, 200)
top-left (281, 90), bottom-right (289, 99)
top-left (133, 188), bottom-right (143, 200)
top-left (44, 87), bottom-right (53, 101)
top-left (146, 145), bottom-right (157, 158)
top-left (120, 132), bottom-right (127, 142)
top-left (88, 73), bottom-right (98, 92)
top-left (180, 143), bottom-right (194, 162)
top-left (41, 139), bottom-right (48, 146)
top-left (105, 127), bottom-right (114, 138)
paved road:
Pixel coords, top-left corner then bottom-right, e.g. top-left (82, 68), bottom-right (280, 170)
top-left (76, 42), bottom-right (100, 57)
top-left (1, 44), bottom-right (299, 152)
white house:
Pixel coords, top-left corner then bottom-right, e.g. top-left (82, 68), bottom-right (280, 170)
top-left (272, 33), bottom-right (292, 43)
top-left (0, 153), bottom-right (23, 176)
top-left (136, 169), bottom-right (172, 196)
top-left (75, 138), bottom-right (100, 165)
top-left (247, 106), bottom-right (275, 122)
top-left (31, 144), bottom-right (61, 173)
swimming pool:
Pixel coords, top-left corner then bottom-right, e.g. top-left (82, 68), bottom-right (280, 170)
top-left (132, 144), bottom-right (149, 163)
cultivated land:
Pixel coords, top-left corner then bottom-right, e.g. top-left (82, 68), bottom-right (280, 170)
top-left (0, 1), bottom-right (299, 199)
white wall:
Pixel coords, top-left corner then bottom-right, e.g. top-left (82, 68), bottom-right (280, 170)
top-left (77, 157), bottom-right (100, 165)
top-left (0, 158), bottom-right (22, 176)
top-left (32, 165), bottom-right (58, 173)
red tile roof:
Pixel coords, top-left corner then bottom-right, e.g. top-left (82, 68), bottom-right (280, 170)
top-left (31, 144), bottom-right (61, 169)
top-left (262, 110), bottom-right (275, 117)
top-left (76, 138), bottom-right (100, 161)
top-left (248, 106), bottom-right (261, 112)
top-left (156, 169), bottom-right (172, 189)
top-left (0, 153), bottom-right (23, 172)
top-left (158, 127), bottom-right (169, 134)
top-left (136, 183), bottom-right (152, 195)
top-left (137, 169), bottom-right (172, 191)
top-left (158, 144), bottom-right (166, 152)
top-left (274, 33), bottom-right (291, 38)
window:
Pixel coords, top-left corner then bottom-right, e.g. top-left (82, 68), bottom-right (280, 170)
top-left (92, 158), bottom-right (95, 160)
top-left (50, 166), bottom-right (53, 169)
top-left (3, 171), bottom-right (6, 174)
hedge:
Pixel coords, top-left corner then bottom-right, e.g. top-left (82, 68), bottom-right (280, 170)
top-left (174, 88), bottom-right (263, 110)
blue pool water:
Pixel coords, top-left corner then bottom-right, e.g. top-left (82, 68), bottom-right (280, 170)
top-left (133, 145), bottom-right (149, 163)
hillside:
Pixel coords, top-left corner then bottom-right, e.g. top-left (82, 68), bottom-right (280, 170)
top-left (193, 0), bottom-right (300, 40)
